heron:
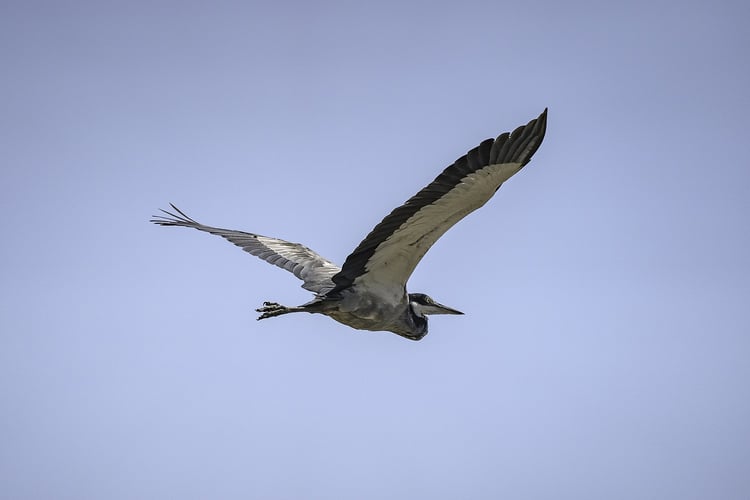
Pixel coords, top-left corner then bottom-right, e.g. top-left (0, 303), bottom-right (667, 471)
top-left (152, 109), bottom-right (547, 340)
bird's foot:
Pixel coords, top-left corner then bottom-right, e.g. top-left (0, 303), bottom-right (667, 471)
top-left (256, 301), bottom-right (287, 320)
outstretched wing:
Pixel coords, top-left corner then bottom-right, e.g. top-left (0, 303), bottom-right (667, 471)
top-left (330, 109), bottom-right (547, 298)
top-left (151, 204), bottom-right (341, 294)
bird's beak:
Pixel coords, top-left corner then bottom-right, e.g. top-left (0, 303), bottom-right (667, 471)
top-left (427, 301), bottom-right (464, 315)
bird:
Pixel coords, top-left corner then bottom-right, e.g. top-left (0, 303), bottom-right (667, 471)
top-left (151, 109), bottom-right (547, 340)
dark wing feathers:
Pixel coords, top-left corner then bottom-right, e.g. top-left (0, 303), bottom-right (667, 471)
top-left (330, 108), bottom-right (547, 293)
top-left (151, 204), bottom-right (340, 293)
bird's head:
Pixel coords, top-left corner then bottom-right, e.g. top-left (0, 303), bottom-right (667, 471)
top-left (408, 293), bottom-right (464, 317)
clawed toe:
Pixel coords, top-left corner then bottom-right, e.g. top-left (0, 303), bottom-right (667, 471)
top-left (256, 301), bottom-right (287, 320)
top-left (256, 302), bottom-right (282, 313)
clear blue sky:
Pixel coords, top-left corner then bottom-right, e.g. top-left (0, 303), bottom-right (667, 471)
top-left (2, 1), bottom-right (748, 499)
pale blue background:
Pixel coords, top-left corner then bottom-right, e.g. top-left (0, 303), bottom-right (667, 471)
top-left (2, 1), bottom-right (749, 499)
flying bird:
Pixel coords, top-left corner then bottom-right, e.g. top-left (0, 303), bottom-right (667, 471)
top-left (152, 109), bottom-right (547, 340)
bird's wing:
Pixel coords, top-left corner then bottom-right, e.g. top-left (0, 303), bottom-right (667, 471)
top-left (330, 109), bottom-right (547, 298)
top-left (151, 205), bottom-right (341, 293)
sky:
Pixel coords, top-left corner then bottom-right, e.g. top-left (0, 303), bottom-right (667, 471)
top-left (1, 0), bottom-right (749, 499)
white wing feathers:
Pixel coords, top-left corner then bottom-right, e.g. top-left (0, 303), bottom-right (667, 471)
top-left (151, 204), bottom-right (340, 293)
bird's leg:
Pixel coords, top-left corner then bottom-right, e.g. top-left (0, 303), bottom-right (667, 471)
top-left (255, 301), bottom-right (306, 320)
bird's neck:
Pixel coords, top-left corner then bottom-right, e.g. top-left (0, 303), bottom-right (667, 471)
top-left (408, 304), bottom-right (428, 334)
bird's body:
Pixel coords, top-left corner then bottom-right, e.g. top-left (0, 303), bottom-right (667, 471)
top-left (292, 291), bottom-right (421, 338)
top-left (152, 109), bottom-right (547, 340)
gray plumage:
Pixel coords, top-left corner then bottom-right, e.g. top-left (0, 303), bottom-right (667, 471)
top-left (152, 109), bottom-right (548, 340)
top-left (152, 207), bottom-right (340, 293)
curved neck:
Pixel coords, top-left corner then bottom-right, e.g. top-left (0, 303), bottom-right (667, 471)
top-left (407, 304), bottom-right (428, 337)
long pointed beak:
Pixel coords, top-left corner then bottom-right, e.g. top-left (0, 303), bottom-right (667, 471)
top-left (430, 301), bottom-right (464, 315)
